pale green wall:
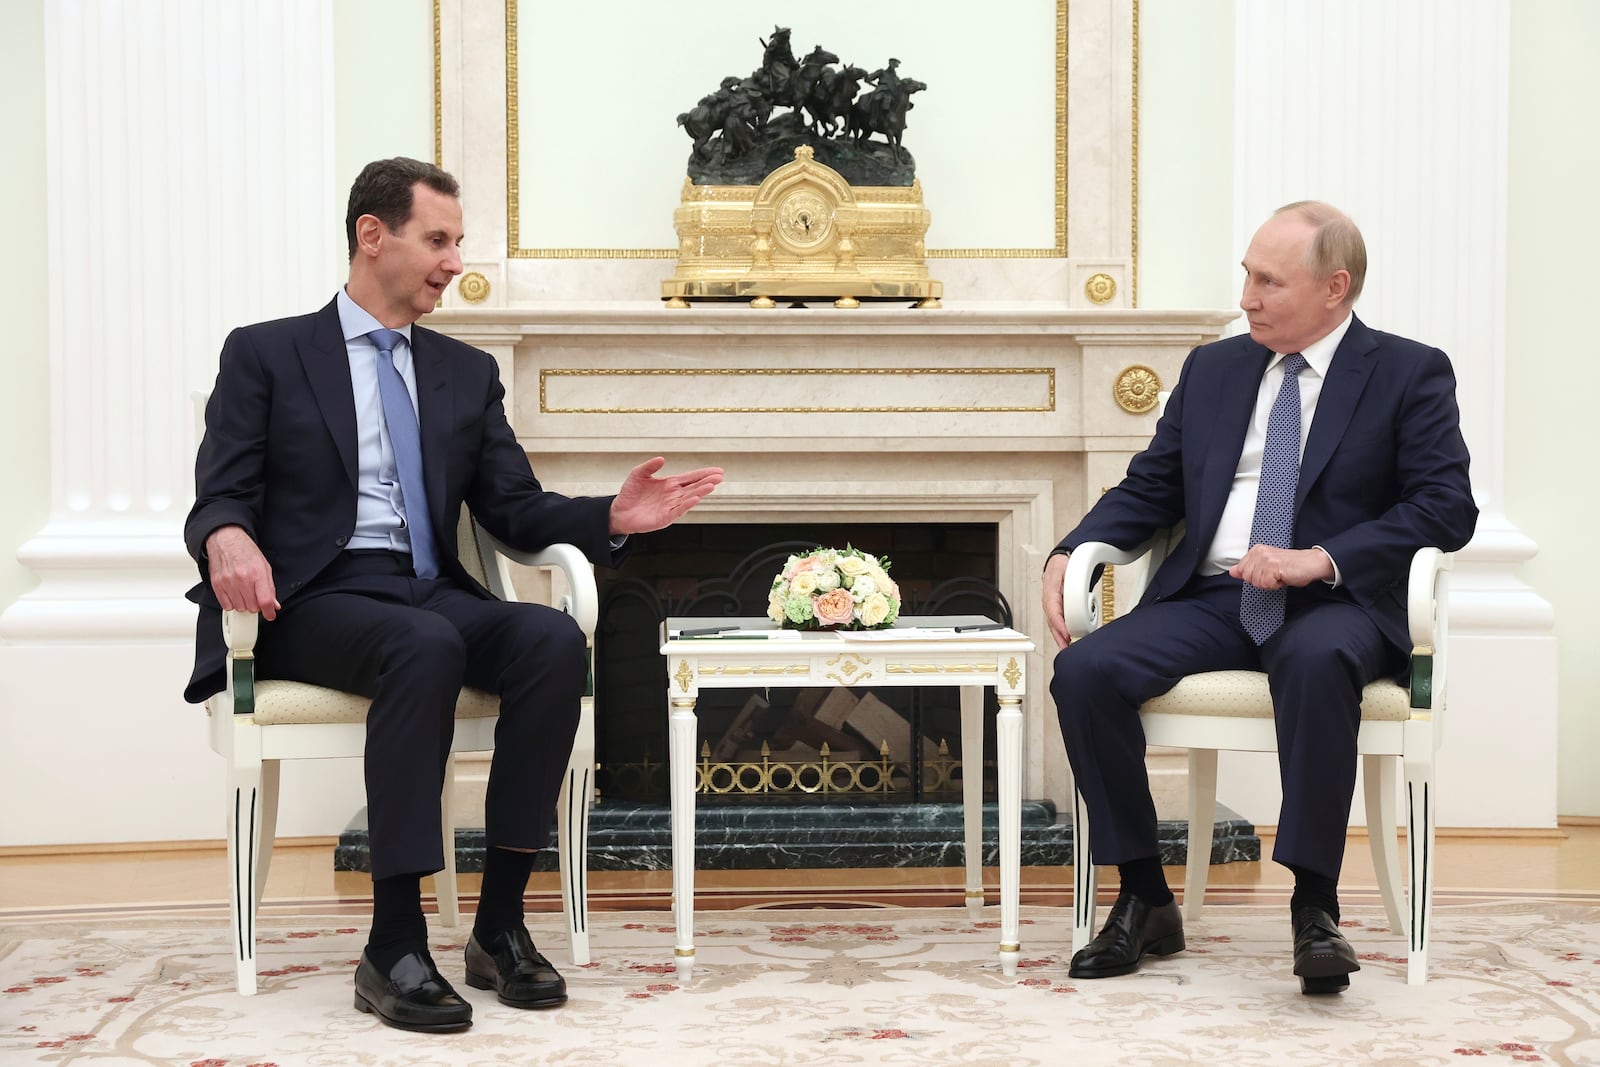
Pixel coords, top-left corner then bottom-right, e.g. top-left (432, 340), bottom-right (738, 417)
top-left (0, 0), bottom-right (48, 614)
top-left (1507, 0), bottom-right (1600, 817)
top-left (333, 0), bottom-right (435, 277)
top-left (1134, 0), bottom-right (1235, 311)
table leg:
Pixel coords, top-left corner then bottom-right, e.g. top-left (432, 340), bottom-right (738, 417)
top-left (668, 695), bottom-right (698, 978)
top-left (996, 693), bottom-right (1023, 976)
top-left (959, 685), bottom-right (985, 919)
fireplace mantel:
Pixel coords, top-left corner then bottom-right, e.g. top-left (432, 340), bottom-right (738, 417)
top-left (425, 303), bottom-right (1238, 811)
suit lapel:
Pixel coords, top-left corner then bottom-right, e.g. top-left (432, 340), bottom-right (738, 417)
top-left (411, 326), bottom-right (452, 532)
top-left (1193, 342), bottom-right (1271, 545)
top-left (299, 300), bottom-right (359, 489)
top-left (1296, 316), bottom-right (1379, 510)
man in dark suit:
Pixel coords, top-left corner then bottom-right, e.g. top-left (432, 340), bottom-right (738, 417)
top-left (184, 157), bottom-right (723, 1032)
top-left (1041, 201), bottom-right (1477, 994)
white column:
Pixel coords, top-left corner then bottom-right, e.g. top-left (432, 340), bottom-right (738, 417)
top-left (1, 0), bottom-right (339, 641)
top-left (0, 1), bottom-right (348, 849)
top-left (1223, 0), bottom-right (1555, 828)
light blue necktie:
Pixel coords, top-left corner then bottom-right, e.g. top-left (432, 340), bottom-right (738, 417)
top-left (1240, 352), bottom-right (1309, 645)
top-left (368, 329), bottom-right (440, 580)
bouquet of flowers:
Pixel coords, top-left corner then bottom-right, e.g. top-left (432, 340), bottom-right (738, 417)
top-left (768, 546), bottom-right (901, 631)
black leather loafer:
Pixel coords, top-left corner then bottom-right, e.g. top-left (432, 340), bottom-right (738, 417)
top-left (353, 950), bottom-right (473, 1033)
top-left (1292, 906), bottom-right (1361, 994)
top-left (464, 927), bottom-right (568, 1008)
top-left (1068, 895), bottom-right (1186, 979)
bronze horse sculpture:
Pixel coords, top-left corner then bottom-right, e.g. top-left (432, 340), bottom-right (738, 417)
top-left (848, 78), bottom-right (927, 162)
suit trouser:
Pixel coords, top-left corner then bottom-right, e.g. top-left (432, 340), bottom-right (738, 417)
top-left (1050, 572), bottom-right (1403, 882)
top-left (255, 551), bottom-right (586, 880)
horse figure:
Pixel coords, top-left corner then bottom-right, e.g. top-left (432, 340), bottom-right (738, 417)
top-left (676, 77), bottom-right (739, 161)
top-left (789, 45), bottom-right (839, 119)
top-left (749, 26), bottom-right (798, 111)
top-left (803, 64), bottom-right (867, 138)
top-left (849, 78), bottom-right (927, 162)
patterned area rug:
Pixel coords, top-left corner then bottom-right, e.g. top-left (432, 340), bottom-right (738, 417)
top-left (2, 901), bottom-right (1597, 1066)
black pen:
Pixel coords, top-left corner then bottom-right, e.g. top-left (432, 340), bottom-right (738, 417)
top-left (954, 623), bottom-right (1008, 632)
top-left (678, 625), bottom-right (739, 637)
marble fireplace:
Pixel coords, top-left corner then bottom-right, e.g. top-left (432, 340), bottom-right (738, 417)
top-left (341, 303), bottom-right (1254, 870)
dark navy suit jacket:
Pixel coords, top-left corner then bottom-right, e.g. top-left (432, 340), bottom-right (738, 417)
top-left (183, 298), bottom-right (622, 702)
top-left (1058, 315), bottom-right (1478, 654)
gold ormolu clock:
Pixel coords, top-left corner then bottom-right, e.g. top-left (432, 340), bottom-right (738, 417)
top-left (774, 188), bottom-right (835, 254)
top-left (663, 145), bottom-right (942, 309)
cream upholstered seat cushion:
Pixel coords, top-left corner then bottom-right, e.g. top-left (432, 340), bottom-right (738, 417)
top-left (1142, 669), bottom-right (1411, 722)
top-left (245, 681), bottom-right (501, 725)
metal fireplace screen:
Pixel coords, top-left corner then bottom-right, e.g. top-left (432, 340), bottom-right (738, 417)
top-left (594, 523), bottom-right (1007, 804)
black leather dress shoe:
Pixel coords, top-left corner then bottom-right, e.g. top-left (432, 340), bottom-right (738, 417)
top-left (1292, 906), bottom-right (1360, 994)
top-left (464, 927), bottom-right (568, 1008)
top-left (1069, 895), bottom-right (1185, 979)
top-left (353, 950), bottom-right (472, 1033)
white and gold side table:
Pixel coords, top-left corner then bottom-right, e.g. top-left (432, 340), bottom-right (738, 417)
top-left (659, 616), bottom-right (1035, 978)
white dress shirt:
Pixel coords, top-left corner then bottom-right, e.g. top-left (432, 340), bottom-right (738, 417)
top-left (336, 288), bottom-right (422, 554)
top-left (1201, 313), bottom-right (1353, 582)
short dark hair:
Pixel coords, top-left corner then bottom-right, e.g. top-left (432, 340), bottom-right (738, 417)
top-left (345, 157), bottom-right (460, 260)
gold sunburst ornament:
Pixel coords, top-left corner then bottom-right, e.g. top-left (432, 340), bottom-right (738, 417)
top-left (1084, 272), bottom-right (1117, 305)
top-left (1113, 365), bottom-right (1162, 414)
top-left (458, 271), bottom-right (491, 304)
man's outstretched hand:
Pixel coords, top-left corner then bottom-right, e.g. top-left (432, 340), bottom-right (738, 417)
top-left (609, 457), bottom-right (725, 535)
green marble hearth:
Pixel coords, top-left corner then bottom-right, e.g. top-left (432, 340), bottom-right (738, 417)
top-left (334, 800), bottom-right (1260, 873)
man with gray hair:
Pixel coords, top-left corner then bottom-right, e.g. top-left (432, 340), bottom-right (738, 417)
top-left (1042, 201), bottom-right (1477, 993)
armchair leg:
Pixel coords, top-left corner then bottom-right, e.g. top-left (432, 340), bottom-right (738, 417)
top-left (558, 695), bottom-right (594, 966)
top-left (1404, 747), bottom-right (1435, 985)
top-left (436, 755), bottom-right (460, 928)
top-left (1071, 788), bottom-right (1097, 952)
top-left (1184, 749), bottom-right (1219, 922)
top-left (226, 757), bottom-right (265, 996)
top-left (1363, 754), bottom-right (1408, 937)
top-left (254, 760), bottom-right (280, 915)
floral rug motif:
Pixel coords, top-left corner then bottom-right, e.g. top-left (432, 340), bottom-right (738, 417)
top-left (1, 901), bottom-right (1597, 1065)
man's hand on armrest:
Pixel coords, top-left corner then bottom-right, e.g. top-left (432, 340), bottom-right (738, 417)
top-left (1042, 550), bottom-right (1072, 651)
top-left (205, 525), bottom-right (280, 621)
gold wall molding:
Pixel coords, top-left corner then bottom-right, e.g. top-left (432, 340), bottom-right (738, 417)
top-left (538, 366), bottom-right (1056, 415)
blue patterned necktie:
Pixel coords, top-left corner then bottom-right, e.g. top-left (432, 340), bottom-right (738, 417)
top-left (368, 329), bottom-right (440, 580)
top-left (1240, 352), bottom-right (1309, 645)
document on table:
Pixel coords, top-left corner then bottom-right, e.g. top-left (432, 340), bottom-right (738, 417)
top-left (836, 625), bottom-right (1018, 641)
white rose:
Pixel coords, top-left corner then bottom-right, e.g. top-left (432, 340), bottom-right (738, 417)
top-left (790, 571), bottom-right (819, 597)
top-left (859, 593), bottom-right (892, 627)
top-left (815, 568), bottom-right (840, 592)
top-left (837, 555), bottom-right (871, 578)
top-left (850, 575), bottom-right (878, 600)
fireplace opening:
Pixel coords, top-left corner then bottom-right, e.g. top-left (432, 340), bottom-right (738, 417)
top-left (595, 522), bottom-right (1007, 805)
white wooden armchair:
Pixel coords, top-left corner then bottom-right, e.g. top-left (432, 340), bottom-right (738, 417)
top-left (1062, 533), bottom-right (1451, 985)
top-left (204, 510), bottom-right (598, 996)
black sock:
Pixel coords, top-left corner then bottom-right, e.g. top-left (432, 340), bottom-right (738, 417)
top-left (1116, 856), bottom-right (1174, 907)
top-left (1288, 864), bottom-right (1340, 923)
top-left (473, 847), bottom-right (538, 942)
top-left (366, 873), bottom-right (427, 971)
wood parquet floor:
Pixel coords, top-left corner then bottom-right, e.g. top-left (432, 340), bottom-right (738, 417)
top-left (2, 825), bottom-right (1596, 920)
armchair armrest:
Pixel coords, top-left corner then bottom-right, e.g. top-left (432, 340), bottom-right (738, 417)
top-left (1062, 540), bottom-right (1152, 640)
top-left (474, 533), bottom-right (599, 638)
top-left (221, 609), bottom-right (260, 715)
top-left (1405, 547), bottom-right (1453, 711)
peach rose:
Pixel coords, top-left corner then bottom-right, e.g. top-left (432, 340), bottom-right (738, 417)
top-left (812, 587), bottom-right (856, 627)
